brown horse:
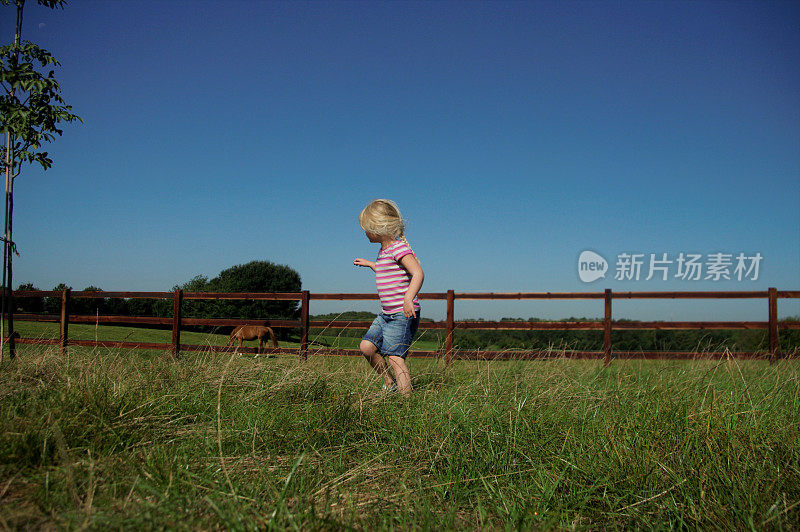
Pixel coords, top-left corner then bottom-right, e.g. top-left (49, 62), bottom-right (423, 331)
top-left (228, 325), bottom-right (279, 353)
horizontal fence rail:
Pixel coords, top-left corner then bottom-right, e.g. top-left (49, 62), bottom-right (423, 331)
top-left (4, 288), bottom-right (800, 364)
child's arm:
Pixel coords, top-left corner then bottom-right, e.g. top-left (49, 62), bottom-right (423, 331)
top-left (353, 258), bottom-right (376, 271)
top-left (399, 254), bottom-right (424, 317)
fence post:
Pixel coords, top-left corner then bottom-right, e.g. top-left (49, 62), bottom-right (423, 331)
top-left (60, 288), bottom-right (70, 357)
top-left (171, 289), bottom-right (182, 358)
top-left (6, 286), bottom-right (15, 359)
top-left (445, 289), bottom-right (454, 367)
top-left (768, 287), bottom-right (779, 363)
top-left (603, 289), bottom-right (612, 366)
top-left (300, 290), bottom-right (309, 362)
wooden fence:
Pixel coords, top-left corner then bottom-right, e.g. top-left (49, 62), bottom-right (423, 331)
top-left (6, 288), bottom-right (800, 364)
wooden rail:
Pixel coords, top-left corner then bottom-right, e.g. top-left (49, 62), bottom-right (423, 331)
top-left (6, 288), bottom-right (800, 364)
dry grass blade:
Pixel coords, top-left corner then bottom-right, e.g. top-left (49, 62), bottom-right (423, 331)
top-left (617, 479), bottom-right (687, 512)
top-left (311, 450), bottom-right (389, 498)
top-left (761, 498), bottom-right (800, 526)
top-left (217, 349), bottom-right (238, 496)
top-left (0, 473), bottom-right (17, 501)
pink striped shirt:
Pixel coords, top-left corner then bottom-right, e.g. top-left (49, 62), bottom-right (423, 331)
top-left (375, 240), bottom-right (420, 314)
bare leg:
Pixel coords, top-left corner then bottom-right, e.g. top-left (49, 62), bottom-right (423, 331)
top-left (359, 340), bottom-right (395, 387)
top-left (385, 355), bottom-right (412, 397)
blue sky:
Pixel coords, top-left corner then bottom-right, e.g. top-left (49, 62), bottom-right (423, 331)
top-left (3, 0), bottom-right (799, 321)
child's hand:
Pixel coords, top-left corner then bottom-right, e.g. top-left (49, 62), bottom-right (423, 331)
top-left (403, 297), bottom-right (416, 317)
top-left (353, 258), bottom-right (375, 270)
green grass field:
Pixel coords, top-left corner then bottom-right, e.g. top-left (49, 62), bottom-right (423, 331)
top-left (6, 320), bottom-right (445, 353)
top-left (1, 332), bottom-right (798, 529)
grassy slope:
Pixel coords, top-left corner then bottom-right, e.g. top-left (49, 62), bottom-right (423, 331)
top-left (0, 343), bottom-right (798, 529)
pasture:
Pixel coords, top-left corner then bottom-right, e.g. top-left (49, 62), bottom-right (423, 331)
top-left (3, 320), bottom-right (445, 353)
top-left (0, 338), bottom-right (798, 529)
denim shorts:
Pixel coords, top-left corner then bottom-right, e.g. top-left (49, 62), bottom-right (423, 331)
top-left (362, 311), bottom-right (420, 359)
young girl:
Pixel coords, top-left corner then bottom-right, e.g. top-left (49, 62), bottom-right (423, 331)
top-left (353, 199), bottom-right (424, 396)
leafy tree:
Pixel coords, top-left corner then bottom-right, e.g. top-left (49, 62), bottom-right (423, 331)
top-left (43, 281), bottom-right (69, 314)
top-left (173, 274), bottom-right (211, 322)
top-left (14, 281), bottom-right (42, 312)
top-left (105, 295), bottom-right (128, 316)
top-left (206, 261), bottom-right (301, 321)
top-left (71, 285), bottom-right (104, 316)
top-left (177, 261), bottom-right (302, 337)
top-left (1, 0), bottom-right (81, 357)
top-left (127, 298), bottom-right (158, 318)
top-left (177, 274), bottom-right (210, 292)
top-left (175, 261), bottom-right (302, 320)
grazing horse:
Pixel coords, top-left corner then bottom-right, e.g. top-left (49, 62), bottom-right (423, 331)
top-left (228, 325), bottom-right (279, 353)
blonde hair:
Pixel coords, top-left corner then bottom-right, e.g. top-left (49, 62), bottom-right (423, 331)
top-left (359, 199), bottom-right (409, 244)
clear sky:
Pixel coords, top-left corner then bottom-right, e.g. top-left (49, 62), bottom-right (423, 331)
top-left (3, 0), bottom-right (799, 321)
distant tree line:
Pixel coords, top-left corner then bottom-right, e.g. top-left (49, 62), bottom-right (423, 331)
top-left (14, 261), bottom-right (301, 337)
top-left (451, 326), bottom-right (799, 353)
top-left (309, 313), bottom-right (799, 353)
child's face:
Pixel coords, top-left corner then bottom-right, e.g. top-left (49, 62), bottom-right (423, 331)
top-left (365, 231), bottom-right (382, 243)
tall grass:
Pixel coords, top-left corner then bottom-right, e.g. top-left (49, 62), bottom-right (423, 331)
top-left (0, 343), bottom-right (798, 529)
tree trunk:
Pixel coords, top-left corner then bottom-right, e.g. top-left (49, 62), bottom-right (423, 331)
top-left (1, 0), bottom-right (24, 359)
top-left (1, 135), bottom-right (9, 360)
